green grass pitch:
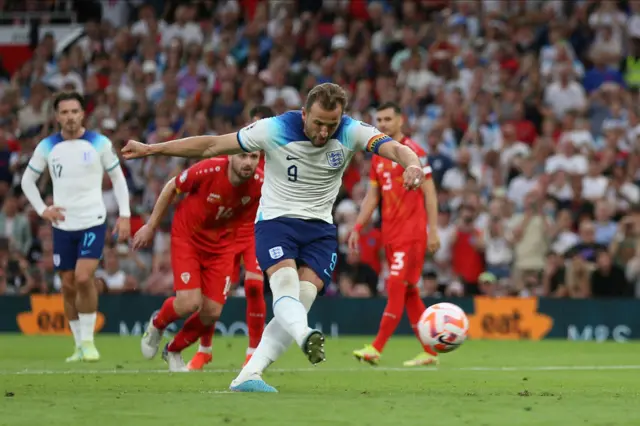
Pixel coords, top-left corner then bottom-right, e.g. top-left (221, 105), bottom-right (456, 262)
top-left (1, 335), bottom-right (639, 426)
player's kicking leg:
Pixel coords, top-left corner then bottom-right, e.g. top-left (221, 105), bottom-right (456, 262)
top-left (230, 274), bottom-right (319, 392)
top-left (230, 219), bottom-right (335, 392)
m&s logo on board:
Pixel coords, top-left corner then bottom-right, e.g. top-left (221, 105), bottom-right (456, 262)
top-left (467, 297), bottom-right (553, 340)
top-left (17, 295), bottom-right (105, 335)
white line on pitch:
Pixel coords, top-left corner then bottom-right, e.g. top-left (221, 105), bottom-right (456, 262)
top-left (2, 365), bottom-right (640, 375)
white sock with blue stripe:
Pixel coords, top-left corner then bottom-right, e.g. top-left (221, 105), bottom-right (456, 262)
top-left (270, 267), bottom-right (311, 347)
top-left (232, 281), bottom-right (317, 385)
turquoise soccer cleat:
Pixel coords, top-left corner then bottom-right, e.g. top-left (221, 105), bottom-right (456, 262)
top-left (230, 379), bottom-right (278, 393)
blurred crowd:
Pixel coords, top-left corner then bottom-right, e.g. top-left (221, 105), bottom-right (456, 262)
top-left (1, 0), bottom-right (640, 300)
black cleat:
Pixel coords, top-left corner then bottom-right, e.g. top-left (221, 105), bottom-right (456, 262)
top-left (302, 330), bottom-right (326, 365)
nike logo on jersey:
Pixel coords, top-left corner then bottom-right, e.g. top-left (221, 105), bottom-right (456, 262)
top-left (80, 250), bottom-right (91, 255)
top-left (286, 155), bottom-right (300, 161)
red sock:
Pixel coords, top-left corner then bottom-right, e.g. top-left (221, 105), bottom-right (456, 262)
top-left (405, 286), bottom-right (438, 356)
top-left (152, 296), bottom-right (179, 330)
top-left (245, 278), bottom-right (266, 349)
top-left (167, 312), bottom-right (207, 353)
top-left (372, 279), bottom-right (406, 353)
top-left (200, 325), bottom-right (214, 348)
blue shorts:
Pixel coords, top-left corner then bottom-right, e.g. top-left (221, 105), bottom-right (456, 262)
top-left (255, 217), bottom-right (338, 287)
top-left (52, 223), bottom-right (107, 271)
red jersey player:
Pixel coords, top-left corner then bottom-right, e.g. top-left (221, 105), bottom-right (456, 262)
top-left (134, 153), bottom-right (263, 372)
top-left (349, 102), bottom-right (441, 367)
top-left (188, 105), bottom-right (275, 371)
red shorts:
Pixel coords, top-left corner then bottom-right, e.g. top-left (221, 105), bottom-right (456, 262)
top-left (231, 239), bottom-right (261, 283)
top-left (171, 236), bottom-right (235, 304)
top-left (384, 240), bottom-right (426, 285)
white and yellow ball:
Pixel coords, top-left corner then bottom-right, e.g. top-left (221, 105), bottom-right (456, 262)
top-left (418, 302), bottom-right (469, 353)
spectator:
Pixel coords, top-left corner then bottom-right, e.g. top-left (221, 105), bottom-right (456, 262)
top-left (450, 203), bottom-right (484, 295)
top-left (542, 250), bottom-right (568, 298)
top-left (0, 237), bottom-right (32, 295)
top-left (543, 64), bottom-right (587, 120)
top-left (483, 214), bottom-right (513, 282)
top-left (507, 156), bottom-right (538, 211)
top-left (507, 189), bottom-right (552, 291)
top-left (0, 191), bottom-right (32, 255)
top-left (569, 219), bottom-right (606, 263)
top-left (95, 247), bottom-right (137, 294)
top-left (593, 200), bottom-right (618, 245)
top-left (590, 248), bottom-right (631, 297)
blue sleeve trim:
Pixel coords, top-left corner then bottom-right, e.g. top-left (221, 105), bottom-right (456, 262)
top-left (28, 164), bottom-right (42, 174)
top-left (106, 161), bottom-right (120, 172)
top-left (237, 132), bottom-right (249, 152)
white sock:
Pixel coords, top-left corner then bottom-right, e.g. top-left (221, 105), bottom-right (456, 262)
top-left (78, 312), bottom-right (97, 343)
top-left (69, 320), bottom-right (81, 348)
top-left (198, 345), bottom-right (212, 353)
top-left (235, 281), bottom-right (318, 382)
top-left (270, 267), bottom-right (310, 347)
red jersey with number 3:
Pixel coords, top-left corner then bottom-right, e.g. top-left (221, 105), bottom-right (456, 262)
top-left (369, 136), bottom-right (431, 244)
top-left (173, 158), bottom-right (263, 253)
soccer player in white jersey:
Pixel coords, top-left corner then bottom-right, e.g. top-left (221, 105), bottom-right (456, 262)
top-left (21, 92), bottom-right (131, 362)
top-left (122, 83), bottom-right (425, 392)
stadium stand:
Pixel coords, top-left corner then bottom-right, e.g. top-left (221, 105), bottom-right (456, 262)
top-left (0, 0), bottom-right (638, 300)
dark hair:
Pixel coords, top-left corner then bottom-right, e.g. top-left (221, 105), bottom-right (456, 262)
top-left (376, 102), bottom-right (402, 115)
top-left (53, 91), bottom-right (85, 111)
top-left (304, 83), bottom-right (348, 113)
top-left (249, 105), bottom-right (275, 119)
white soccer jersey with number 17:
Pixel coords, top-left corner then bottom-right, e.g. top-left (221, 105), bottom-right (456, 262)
top-left (27, 131), bottom-right (121, 231)
top-left (236, 111), bottom-right (392, 224)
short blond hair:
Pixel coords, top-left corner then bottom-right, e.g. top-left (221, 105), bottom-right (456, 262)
top-left (305, 83), bottom-right (348, 113)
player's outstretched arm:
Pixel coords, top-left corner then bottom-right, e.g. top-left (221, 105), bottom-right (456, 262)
top-left (132, 178), bottom-right (177, 249)
top-left (122, 133), bottom-right (243, 160)
top-left (376, 141), bottom-right (424, 189)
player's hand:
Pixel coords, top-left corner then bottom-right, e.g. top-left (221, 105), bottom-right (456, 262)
top-left (403, 165), bottom-right (423, 190)
top-left (132, 224), bottom-right (154, 250)
top-left (347, 229), bottom-right (360, 254)
top-left (114, 217), bottom-right (131, 242)
top-left (42, 206), bottom-right (65, 225)
top-left (427, 230), bottom-right (441, 255)
top-left (121, 140), bottom-right (152, 159)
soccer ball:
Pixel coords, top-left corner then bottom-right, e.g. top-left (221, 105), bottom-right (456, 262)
top-left (418, 303), bottom-right (469, 353)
